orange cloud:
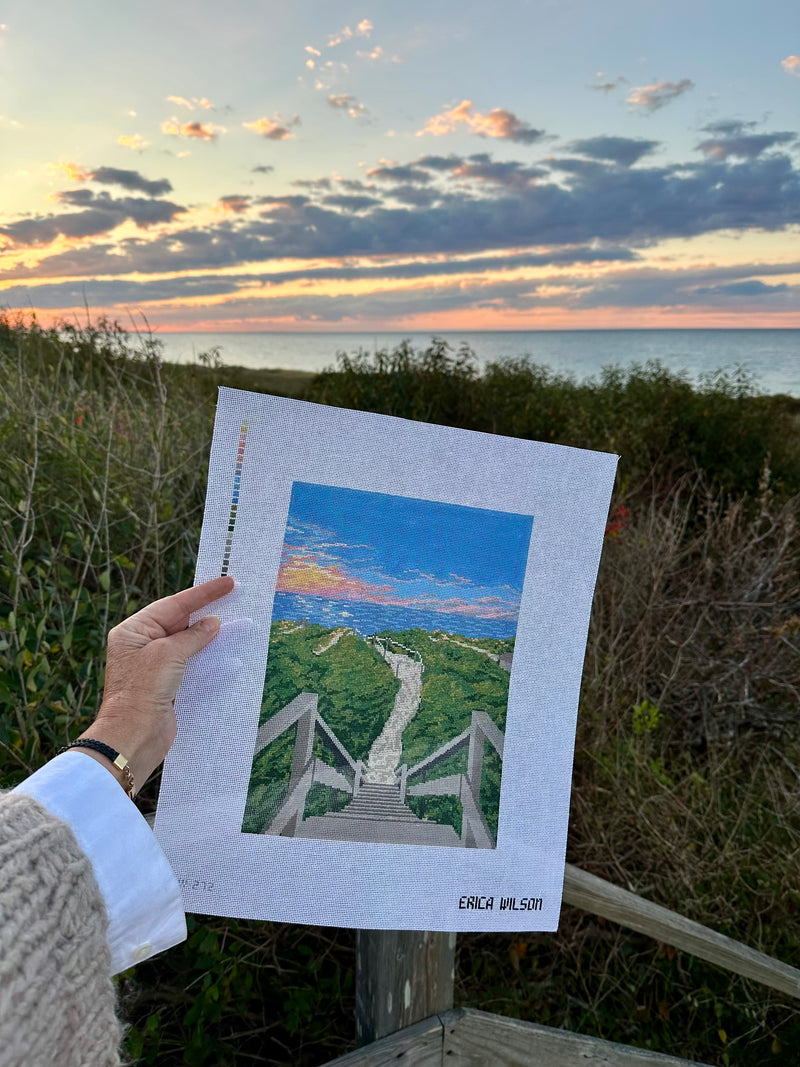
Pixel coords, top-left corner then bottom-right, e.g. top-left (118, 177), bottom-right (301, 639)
top-left (417, 100), bottom-right (544, 143)
top-left (47, 161), bottom-right (90, 182)
top-left (277, 557), bottom-right (393, 600)
top-left (782, 55), bottom-right (800, 76)
top-left (166, 95), bottom-right (215, 110)
top-left (160, 118), bottom-right (225, 140)
top-left (242, 115), bottom-right (299, 140)
top-left (118, 133), bottom-right (148, 150)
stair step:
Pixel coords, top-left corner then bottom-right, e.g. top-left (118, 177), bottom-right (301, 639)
top-left (296, 814), bottom-right (462, 847)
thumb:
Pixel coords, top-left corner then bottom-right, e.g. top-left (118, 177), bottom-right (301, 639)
top-left (164, 616), bottom-right (222, 663)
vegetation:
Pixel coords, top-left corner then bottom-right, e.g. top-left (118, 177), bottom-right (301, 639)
top-left (242, 623), bottom-right (399, 833)
top-left (242, 622), bottom-right (511, 841)
top-left (380, 627), bottom-right (512, 838)
top-left (1, 312), bottom-right (799, 1065)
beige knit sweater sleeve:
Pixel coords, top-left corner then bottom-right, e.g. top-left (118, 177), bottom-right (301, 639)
top-left (0, 791), bottom-right (122, 1067)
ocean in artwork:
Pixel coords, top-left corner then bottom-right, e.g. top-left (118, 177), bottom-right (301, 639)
top-left (156, 329), bottom-right (800, 396)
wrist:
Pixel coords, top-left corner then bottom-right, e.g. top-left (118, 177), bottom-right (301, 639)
top-left (65, 742), bottom-right (137, 798)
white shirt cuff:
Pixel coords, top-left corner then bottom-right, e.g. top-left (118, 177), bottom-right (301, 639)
top-left (13, 751), bottom-right (187, 975)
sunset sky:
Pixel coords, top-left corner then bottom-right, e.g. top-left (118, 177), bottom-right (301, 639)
top-left (1, 1), bottom-right (799, 331)
top-left (276, 483), bottom-right (532, 623)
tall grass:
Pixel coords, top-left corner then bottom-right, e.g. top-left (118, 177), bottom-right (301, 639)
top-left (1, 315), bottom-right (799, 1065)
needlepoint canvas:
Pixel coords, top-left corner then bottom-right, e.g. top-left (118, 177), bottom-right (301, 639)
top-left (154, 388), bottom-right (618, 932)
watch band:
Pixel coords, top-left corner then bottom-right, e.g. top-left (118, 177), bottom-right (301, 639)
top-left (57, 738), bottom-right (136, 798)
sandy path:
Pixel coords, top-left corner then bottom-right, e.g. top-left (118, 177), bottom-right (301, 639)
top-left (441, 635), bottom-right (500, 662)
top-left (313, 627), bottom-right (351, 656)
top-left (364, 650), bottom-right (424, 784)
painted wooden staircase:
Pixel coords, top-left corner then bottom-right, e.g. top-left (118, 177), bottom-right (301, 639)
top-left (295, 783), bottom-right (461, 847)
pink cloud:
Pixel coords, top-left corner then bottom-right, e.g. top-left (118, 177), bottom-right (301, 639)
top-left (626, 78), bottom-right (694, 112)
top-left (277, 553), bottom-right (519, 620)
top-left (417, 100), bottom-right (545, 144)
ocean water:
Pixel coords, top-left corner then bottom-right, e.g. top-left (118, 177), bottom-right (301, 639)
top-left (272, 591), bottom-right (516, 640)
top-left (155, 329), bottom-right (800, 396)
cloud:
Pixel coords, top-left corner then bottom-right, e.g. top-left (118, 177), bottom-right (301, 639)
top-left (328, 93), bottom-right (368, 117)
top-left (166, 95), bottom-right (214, 110)
top-left (161, 118), bottom-right (226, 141)
top-left (696, 125), bottom-right (796, 159)
top-left (418, 99), bottom-right (546, 143)
top-left (252, 164), bottom-right (275, 174)
top-left (7, 130), bottom-right (800, 300)
top-left (452, 155), bottom-right (547, 189)
top-left (627, 78), bottom-right (694, 112)
top-left (567, 136), bottom-right (660, 166)
top-left (242, 114), bottom-right (300, 140)
top-left (215, 194), bottom-right (252, 214)
top-left (367, 162), bottom-right (433, 183)
top-left (781, 55), bottom-right (800, 76)
top-left (590, 76), bottom-right (628, 92)
top-left (357, 19), bottom-right (373, 34)
top-left (53, 165), bottom-right (173, 196)
top-left (1, 273), bottom-right (250, 309)
top-left (327, 25), bottom-right (354, 47)
top-left (276, 553), bottom-right (519, 620)
top-left (414, 154), bottom-right (464, 171)
top-left (0, 190), bottom-right (186, 247)
top-left (294, 177), bottom-right (332, 190)
top-left (118, 133), bottom-right (148, 150)
top-left (693, 280), bottom-right (790, 297)
top-left (48, 161), bottom-right (91, 182)
top-left (321, 194), bottom-right (381, 211)
top-left (305, 45), bottom-right (321, 56)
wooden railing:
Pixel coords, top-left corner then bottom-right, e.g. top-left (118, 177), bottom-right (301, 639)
top-left (254, 693), bottom-right (504, 846)
top-left (254, 693), bottom-right (363, 836)
top-left (400, 709), bottom-right (504, 849)
top-left (368, 634), bottom-right (424, 665)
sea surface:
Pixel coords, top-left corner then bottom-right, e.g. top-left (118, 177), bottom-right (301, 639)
top-left (272, 591), bottom-right (516, 640)
top-left (155, 329), bottom-right (800, 396)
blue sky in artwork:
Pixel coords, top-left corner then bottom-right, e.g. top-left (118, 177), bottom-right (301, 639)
top-left (276, 482), bottom-right (532, 623)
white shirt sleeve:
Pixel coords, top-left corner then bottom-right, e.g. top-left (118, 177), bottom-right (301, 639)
top-left (12, 750), bottom-right (187, 976)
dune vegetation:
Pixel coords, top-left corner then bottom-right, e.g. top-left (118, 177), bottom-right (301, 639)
top-left (1, 311), bottom-right (799, 1065)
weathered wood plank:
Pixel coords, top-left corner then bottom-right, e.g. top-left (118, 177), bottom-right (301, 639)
top-left (318, 1016), bottom-right (443, 1066)
top-left (441, 1008), bottom-right (709, 1066)
top-left (254, 692), bottom-right (317, 754)
top-left (355, 931), bottom-right (455, 1045)
top-left (563, 864), bottom-right (800, 1000)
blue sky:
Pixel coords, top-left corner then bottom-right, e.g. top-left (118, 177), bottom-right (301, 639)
top-left (276, 482), bottom-right (532, 622)
top-left (1, 1), bottom-right (799, 329)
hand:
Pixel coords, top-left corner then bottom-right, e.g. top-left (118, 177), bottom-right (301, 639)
top-left (78, 576), bottom-right (235, 795)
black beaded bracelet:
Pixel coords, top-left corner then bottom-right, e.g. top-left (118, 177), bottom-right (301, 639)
top-left (57, 738), bottom-right (136, 798)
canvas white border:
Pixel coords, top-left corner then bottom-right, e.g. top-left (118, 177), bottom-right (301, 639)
top-left (155, 387), bottom-right (618, 931)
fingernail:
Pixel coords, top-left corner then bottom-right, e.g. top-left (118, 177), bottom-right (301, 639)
top-left (200, 616), bottom-right (221, 633)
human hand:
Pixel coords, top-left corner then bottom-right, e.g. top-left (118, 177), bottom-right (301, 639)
top-left (77, 576), bottom-right (235, 795)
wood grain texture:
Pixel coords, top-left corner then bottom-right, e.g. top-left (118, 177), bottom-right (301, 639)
top-left (441, 1009), bottom-right (709, 1066)
top-left (563, 864), bottom-right (800, 1000)
top-left (355, 931), bottom-right (455, 1045)
top-left (319, 1016), bottom-right (443, 1066)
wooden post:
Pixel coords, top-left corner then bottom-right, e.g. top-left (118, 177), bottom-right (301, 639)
top-left (355, 931), bottom-right (456, 1046)
top-left (283, 697), bottom-right (317, 836)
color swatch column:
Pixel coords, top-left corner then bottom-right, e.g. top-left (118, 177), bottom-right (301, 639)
top-left (222, 420), bottom-right (248, 576)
